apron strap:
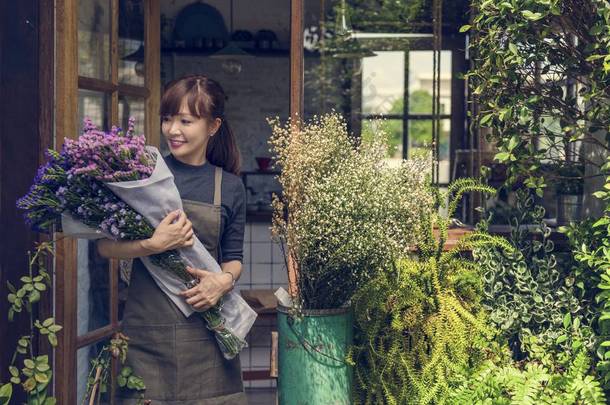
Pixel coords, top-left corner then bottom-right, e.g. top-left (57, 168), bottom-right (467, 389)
top-left (214, 166), bottom-right (222, 207)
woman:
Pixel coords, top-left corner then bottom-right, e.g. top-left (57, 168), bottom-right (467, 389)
top-left (97, 75), bottom-right (248, 404)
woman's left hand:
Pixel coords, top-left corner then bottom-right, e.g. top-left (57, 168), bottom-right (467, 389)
top-left (178, 266), bottom-right (233, 311)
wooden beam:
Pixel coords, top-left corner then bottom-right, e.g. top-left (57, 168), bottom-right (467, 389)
top-left (54, 0), bottom-right (79, 402)
top-left (111, 0), bottom-right (119, 125)
top-left (290, 0), bottom-right (304, 125)
top-left (287, 0), bottom-right (304, 299)
top-left (78, 76), bottom-right (150, 98)
top-left (144, 0), bottom-right (161, 147)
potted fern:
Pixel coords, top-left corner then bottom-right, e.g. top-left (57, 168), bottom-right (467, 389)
top-left (348, 178), bottom-right (513, 404)
top-left (268, 112), bottom-right (434, 404)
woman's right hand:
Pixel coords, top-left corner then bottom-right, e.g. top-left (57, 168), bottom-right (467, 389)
top-left (141, 210), bottom-right (194, 254)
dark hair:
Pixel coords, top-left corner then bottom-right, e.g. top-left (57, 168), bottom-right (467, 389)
top-left (160, 74), bottom-right (241, 175)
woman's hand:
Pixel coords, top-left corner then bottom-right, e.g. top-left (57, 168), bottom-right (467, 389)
top-left (178, 266), bottom-right (234, 311)
top-left (141, 209), bottom-right (194, 254)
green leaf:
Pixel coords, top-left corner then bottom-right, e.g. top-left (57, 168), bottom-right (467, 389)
top-left (34, 372), bottom-right (49, 384)
top-left (6, 281), bottom-right (16, 294)
top-left (0, 383), bottom-right (12, 405)
top-left (494, 152), bottom-right (511, 162)
top-left (29, 289), bottom-right (40, 303)
top-left (48, 334), bottom-right (58, 347)
top-left (563, 312), bottom-right (572, 328)
top-left (556, 335), bottom-right (568, 344)
top-left (24, 359), bottom-right (35, 369)
top-left (480, 113), bottom-right (494, 126)
top-left (42, 318), bottom-right (54, 328)
top-left (459, 24), bottom-right (471, 33)
top-left (9, 366), bottom-right (19, 377)
top-left (48, 325), bottom-right (62, 333)
top-left (507, 135), bottom-right (519, 151)
top-left (22, 377), bottom-right (36, 392)
top-left (508, 42), bottom-right (519, 56)
top-left (521, 10), bottom-right (543, 21)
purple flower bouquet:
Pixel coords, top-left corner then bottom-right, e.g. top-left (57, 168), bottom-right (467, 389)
top-left (17, 118), bottom-right (257, 359)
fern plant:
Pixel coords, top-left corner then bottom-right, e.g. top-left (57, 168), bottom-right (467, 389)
top-left (349, 178), bottom-right (512, 405)
top-left (448, 335), bottom-right (606, 405)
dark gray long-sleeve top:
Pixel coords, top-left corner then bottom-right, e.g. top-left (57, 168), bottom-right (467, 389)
top-left (163, 153), bottom-right (246, 263)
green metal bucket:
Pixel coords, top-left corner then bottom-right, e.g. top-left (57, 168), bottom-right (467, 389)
top-left (277, 304), bottom-right (353, 405)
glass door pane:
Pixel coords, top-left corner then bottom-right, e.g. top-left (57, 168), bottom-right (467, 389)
top-left (361, 51), bottom-right (405, 115)
top-left (118, 95), bottom-right (146, 134)
top-left (77, 239), bottom-right (111, 335)
top-left (78, 89), bottom-right (111, 131)
top-left (119, 0), bottom-right (145, 86)
top-left (79, 0), bottom-right (112, 80)
top-left (408, 50), bottom-right (452, 115)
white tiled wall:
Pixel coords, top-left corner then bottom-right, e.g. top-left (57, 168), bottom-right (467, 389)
top-left (238, 222), bottom-right (288, 388)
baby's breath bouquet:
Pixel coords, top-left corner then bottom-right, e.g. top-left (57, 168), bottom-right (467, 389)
top-left (268, 112), bottom-right (434, 310)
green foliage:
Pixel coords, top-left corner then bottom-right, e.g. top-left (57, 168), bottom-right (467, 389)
top-left (82, 333), bottom-right (146, 405)
top-left (2, 242), bottom-right (57, 404)
top-left (568, 157), bottom-right (610, 388)
top-left (465, 0), bottom-right (610, 196)
top-left (349, 179), bottom-right (511, 404)
top-left (2, 242), bottom-right (146, 405)
top-left (361, 90), bottom-right (444, 159)
top-left (448, 333), bottom-right (606, 404)
top-left (474, 190), bottom-right (598, 356)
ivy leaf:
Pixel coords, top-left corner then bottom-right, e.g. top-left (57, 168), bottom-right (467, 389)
top-left (521, 10), bottom-right (543, 21)
top-left (480, 113), bottom-right (494, 126)
top-left (508, 136), bottom-right (519, 151)
top-left (494, 152), bottom-right (511, 162)
top-left (563, 312), bottom-right (572, 328)
top-left (556, 335), bottom-right (568, 344)
top-left (508, 43), bottom-right (519, 56)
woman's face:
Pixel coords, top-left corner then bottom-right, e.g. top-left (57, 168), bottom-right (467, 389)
top-left (161, 99), bottom-right (221, 165)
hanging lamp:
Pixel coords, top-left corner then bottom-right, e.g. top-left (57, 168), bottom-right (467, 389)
top-left (210, 0), bottom-right (251, 59)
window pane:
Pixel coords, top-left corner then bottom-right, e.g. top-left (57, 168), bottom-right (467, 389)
top-left (77, 239), bottom-right (111, 335)
top-left (408, 50), bottom-right (452, 115)
top-left (361, 52), bottom-right (405, 115)
top-left (119, 0), bottom-right (145, 86)
top-left (118, 95), bottom-right (146, 135)
top-left (78, 89), bottom-right (111, 132)
top-left (79, 0), bottom-right (112, 80)
top-left (408, 119), bottom-right (451, 183)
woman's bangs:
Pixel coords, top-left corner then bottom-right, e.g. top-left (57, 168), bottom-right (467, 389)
top-left (160, 82), bottom-right (212, 119)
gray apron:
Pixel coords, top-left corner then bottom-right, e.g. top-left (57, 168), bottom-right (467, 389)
top-left (116, 167), bottom-right (248, 405)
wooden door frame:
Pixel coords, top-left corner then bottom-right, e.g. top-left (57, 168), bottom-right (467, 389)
top-left (54, 0), bottom-right (160, 402)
